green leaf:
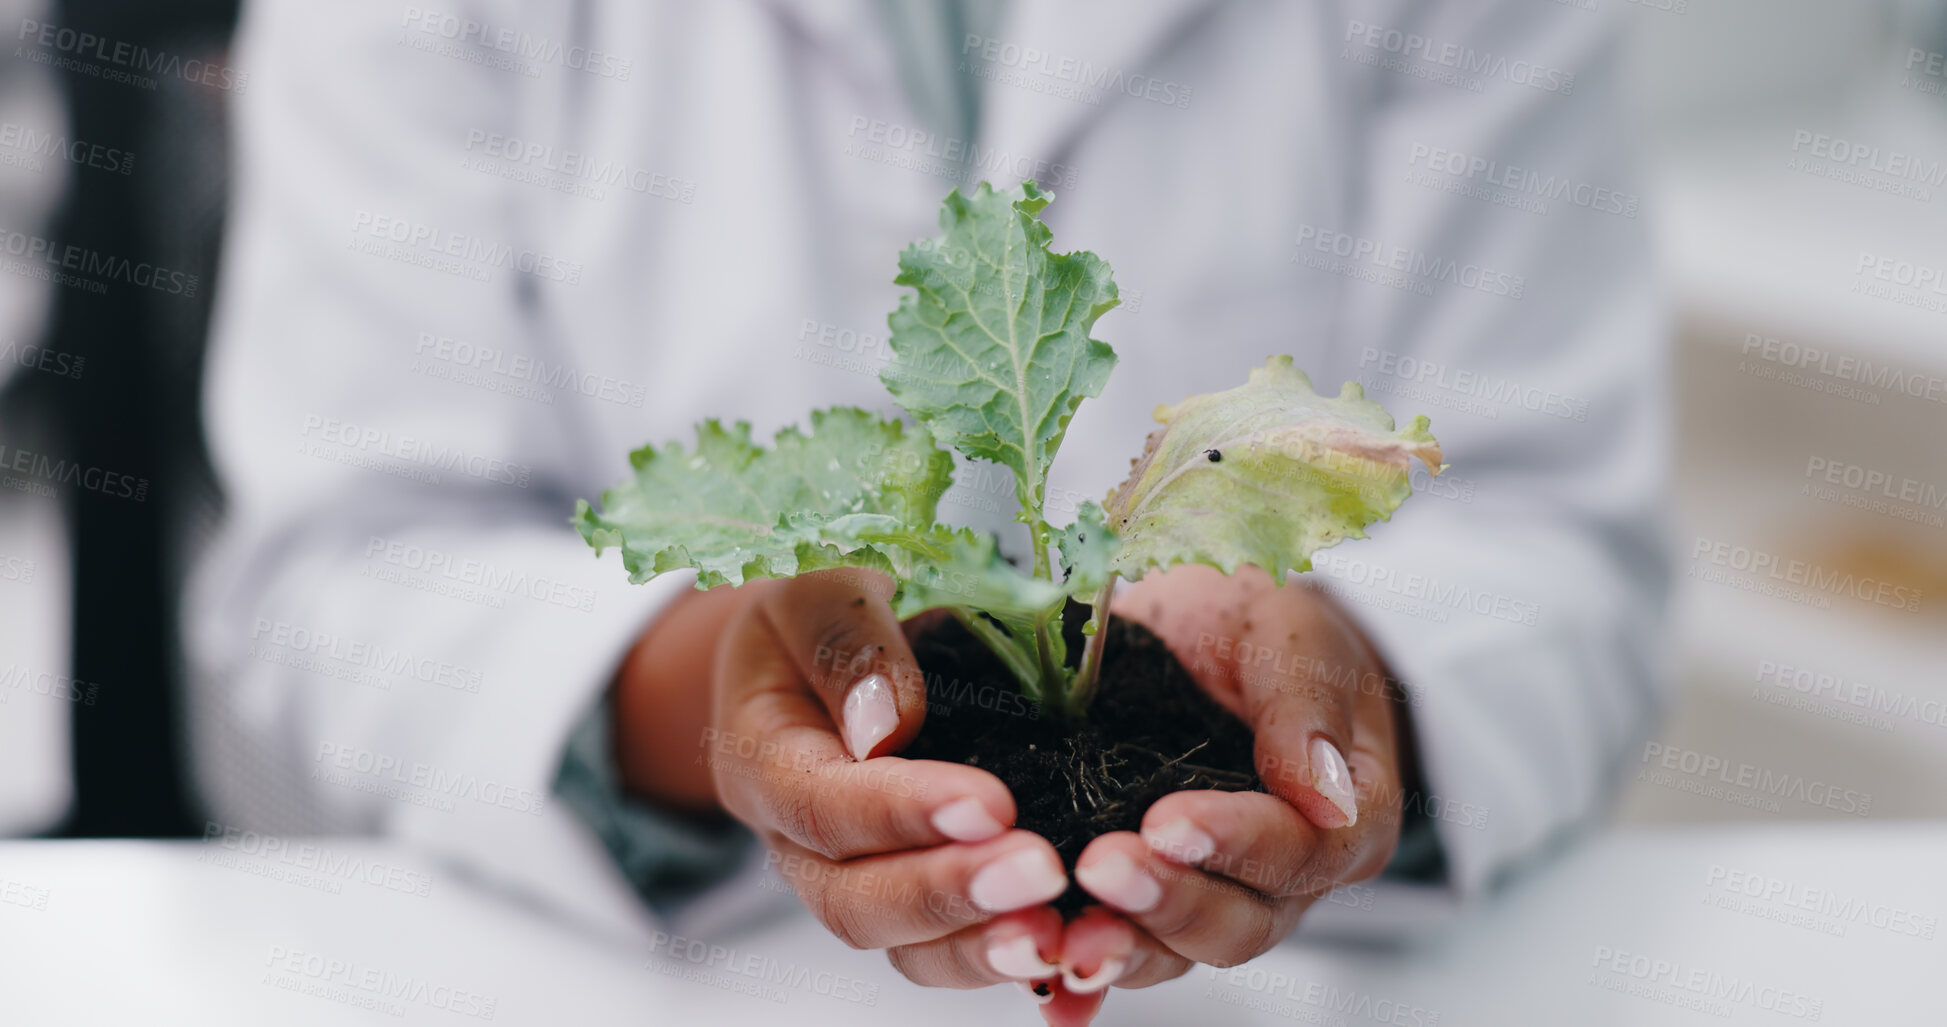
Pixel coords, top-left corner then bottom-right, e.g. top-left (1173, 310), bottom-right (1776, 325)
top-left (574, 408), bottom-right (954, 587)
top-left (1054, 501), bottom-right (1118, 597)
top-left (1104, 356), bottom-right (1444, 582)
top-left (883, 527), bottom-right (1066, 628)
top-left (883, 180), bottom-right (1119, 521)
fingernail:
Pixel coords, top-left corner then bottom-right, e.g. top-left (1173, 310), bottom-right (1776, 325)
top-left (988, 934), bottom-right (1060, 979)
top-left (1310, 736), bottom-right (1358, 827)
top-left (1075, 851), bottom-right (1161, 914)
top-left (1143, 817), bottom-right (1215, 864)
top-left (1016, 981), bottom-right (1056, 1004)
top-left (931, 796), bottom-right (1005, 843)
top-left (969, 848), bottom-right (1067, 913)
top-left (841, 673), bottom-right (897, 760)
top-left (1061, 956), bottom-right (1126, 995)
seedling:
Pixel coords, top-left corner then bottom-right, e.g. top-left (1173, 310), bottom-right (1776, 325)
top-left (576, 181), bottom-right (1442, 722)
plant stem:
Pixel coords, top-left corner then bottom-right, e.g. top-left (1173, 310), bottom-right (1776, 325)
top-left (1031, 612), bottom-right (1067, 716)
top-left (948, 607), bottom-right (1043, 702)
top-left (1067, 573), bottom-right (1118, 717)
top-left (1028, 516), bottom-right (1050, 580)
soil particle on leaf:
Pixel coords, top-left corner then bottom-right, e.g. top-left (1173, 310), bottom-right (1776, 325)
top-left (906, 603), bottom-right (1263, 915)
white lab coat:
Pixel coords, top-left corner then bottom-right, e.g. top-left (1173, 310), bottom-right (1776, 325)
top-left (190, 0), bottom-right (1670, 942)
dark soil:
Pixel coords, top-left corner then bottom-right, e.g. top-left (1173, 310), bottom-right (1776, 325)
top-left (905, 604), bottom-right (1263, 914)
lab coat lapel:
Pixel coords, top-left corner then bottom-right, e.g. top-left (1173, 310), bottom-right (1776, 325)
top-left (977, 0), bottom-right (1224, 170)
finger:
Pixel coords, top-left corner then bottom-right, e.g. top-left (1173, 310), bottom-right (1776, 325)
top-left (1058, 905), bottom-right (1191, 991)
top-left (1140, 789), bottom-right (1344, 897)
top-left (883, 907), bottom-right (1063, 988)
top-left (771, 829), bottom-right (1067, 950)
top-left (1338, 679), bottom-right (1407, 882)
top-left (714, 602), bottom-right (1017, 859)
top-left (1074, 831), bottom-right (1304, 968)
top-left (1237, 589), bottom-right (1370, 831)
top-left (761, 568), bottom-right (926, 760)
top-left (1038, 980), bottom-right (1105, 1027)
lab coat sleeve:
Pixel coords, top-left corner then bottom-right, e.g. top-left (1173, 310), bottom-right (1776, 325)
top-left (186, 0), bottom-right (689, 924)
top-left (1319, 1), bottom-right (1673, 901)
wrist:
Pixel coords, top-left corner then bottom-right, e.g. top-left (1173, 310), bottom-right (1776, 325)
top-left (611, 581), bottom-right (768, 814)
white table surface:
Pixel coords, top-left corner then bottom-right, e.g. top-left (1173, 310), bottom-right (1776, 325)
top-left (1, 824), bottom-right (1940, 1026)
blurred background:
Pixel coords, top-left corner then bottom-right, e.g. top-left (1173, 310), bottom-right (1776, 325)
top-left (0, 0), bottom-right (1943, 839)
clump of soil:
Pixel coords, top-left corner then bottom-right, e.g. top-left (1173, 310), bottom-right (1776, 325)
top-left (905, 604), bottom-right (1263, 914)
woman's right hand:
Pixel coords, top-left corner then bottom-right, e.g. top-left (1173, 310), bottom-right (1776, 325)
top-left (614, 568), bottom-right (1071, 995)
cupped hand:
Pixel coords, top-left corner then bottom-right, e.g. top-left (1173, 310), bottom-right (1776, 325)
top-left (700, 569), bottom-right (1075, 991)
top-left (1037, 563), bottom-right (1407, 1024)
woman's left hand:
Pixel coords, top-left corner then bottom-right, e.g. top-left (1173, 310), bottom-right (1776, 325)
top-left (1030, 564), bottom-right (1409, 1027)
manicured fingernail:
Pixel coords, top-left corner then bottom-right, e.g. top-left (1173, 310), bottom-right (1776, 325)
top-left (841, 673), bottom-right (897, 760)
top-left (1311, 736), bottom-right (1358, 827)
top-left (931, 796), bottom-right (1005, 843)
top-left (1017, 981), bottom-right (1056, 1004)
top-left (988, 934), bottom-right (1060, 979)
top-left (1061, 956), bottom-right (1125, 994)
top-left (969, 848), bottom-right (1067, 913)
top-left (1143, 817), bottom-right (1215, 864)
top-left (1075, 851), bottom-right (1161, 914)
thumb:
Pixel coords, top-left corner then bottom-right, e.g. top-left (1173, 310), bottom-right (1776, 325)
top-left (759, 567), bottom-right (928, 760)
